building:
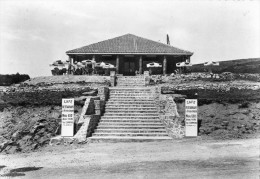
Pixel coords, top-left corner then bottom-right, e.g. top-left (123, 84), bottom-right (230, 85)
top-left (66, 33), bottom-right (193, 75)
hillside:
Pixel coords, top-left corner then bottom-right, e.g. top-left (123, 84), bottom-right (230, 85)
top-left (190, 58), bottom-right (260, 73)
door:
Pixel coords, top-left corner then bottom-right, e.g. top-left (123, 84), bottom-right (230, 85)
top-left (123, 59), bottom-right (136, 76)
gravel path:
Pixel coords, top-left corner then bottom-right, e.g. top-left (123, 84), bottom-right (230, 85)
top-left (0, 138), bottom-right (259, 178)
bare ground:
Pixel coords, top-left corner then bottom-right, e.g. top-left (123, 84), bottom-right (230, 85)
top-left (0, 138), bottom-right (259, 179)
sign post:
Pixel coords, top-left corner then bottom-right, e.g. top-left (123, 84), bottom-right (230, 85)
top-left (61, 99), bottom-right (74, 137)
top-left (185, 99), bottom-right (198, 137)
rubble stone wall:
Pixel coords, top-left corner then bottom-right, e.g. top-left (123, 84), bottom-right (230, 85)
top-left (150, 73), bottom-right (260, 84)
top-left (157, 94), bottom-right (185, 138)
top-left (1, 88), bottom-right (92, 106)
top-left (22, 75), bottom-right (111, 87)
top-left (161, 84), bottom-right (260, 102)
top-left (86, 115), bottom-right (100, 137)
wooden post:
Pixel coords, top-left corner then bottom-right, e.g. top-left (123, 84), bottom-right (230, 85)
top-left (68, 56), bottom-right (73, 74)
top-left (186, 56), bottom-right (191, 63)
top-left (116, 55), bottom-right (119, 74)
top-left (92, 55), bottom-right (96, 75)
top-left (163, 56), bottom-right (167, 75)
top-left (68, 56), bottom-right (71, 74)
top-left (139, 56), bottom-right (143, 74)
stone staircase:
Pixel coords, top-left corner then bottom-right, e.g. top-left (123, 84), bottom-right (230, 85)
top-left (90, 76), bottom-right (171, 142)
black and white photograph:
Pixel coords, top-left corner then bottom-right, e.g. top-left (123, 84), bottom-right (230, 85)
top-left (0, 0), bottom-right (260, 178)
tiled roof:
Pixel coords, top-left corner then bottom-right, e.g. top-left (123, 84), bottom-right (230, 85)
top-left (66, 34), bottom-right (193, 55)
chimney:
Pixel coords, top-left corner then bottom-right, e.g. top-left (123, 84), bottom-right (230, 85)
top-left (166, 34), bottom-right (170, 45)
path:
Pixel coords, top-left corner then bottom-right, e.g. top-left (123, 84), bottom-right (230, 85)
top-left (0, 138), bottom-right (259, 178)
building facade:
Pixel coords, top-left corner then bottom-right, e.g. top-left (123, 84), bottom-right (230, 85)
top-left (66, 34), bottom-right (193, 75)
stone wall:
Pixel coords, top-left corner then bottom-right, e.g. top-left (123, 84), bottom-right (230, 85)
top-left (156, 93), bottom-right (185, 138)
top-left (22, 75), bottom-right (111, 86)
top-left (1, 87), bottom-right (94, 106)
top-left (98, 87), bottom-right (109, 101)
top-left (86, 115), bottom-right (100, 137)
top-left (161, 82), bottom-right (260, 102)
top-left (150, 73), bottom-right (260, 84)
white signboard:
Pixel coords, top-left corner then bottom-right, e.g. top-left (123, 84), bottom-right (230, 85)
top-left (61, 99), bottom-right (74, 137)
top-left (185, 99), bottom-right (198, 137)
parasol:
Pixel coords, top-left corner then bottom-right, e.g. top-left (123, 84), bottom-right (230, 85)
top-left (82, 60), bottom-right (95, 65)
top-left (204, 61), bottom-right (219, 74)
top-left (147, 62), bottom-right (162, 68)
top-left (103, 63), bottom-right (115, 69)
top-left (176, 62), bottom-right (192, 67)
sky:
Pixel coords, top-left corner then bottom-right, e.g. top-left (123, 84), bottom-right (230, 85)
top-left (0, 0), bottom-right (259, 77)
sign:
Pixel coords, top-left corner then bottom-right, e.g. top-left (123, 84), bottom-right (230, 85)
top-left (185, 99), bottom-right (198, 137)
top-left (61, 99), bottom-right (74, 137)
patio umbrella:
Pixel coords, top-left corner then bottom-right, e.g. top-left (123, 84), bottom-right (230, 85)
top-left (102, 63), bottom-right (115, 75)
top-left (176, 62), bottom-right (192, 74)
top-left (204, 61), bottom-right (219, 74)
top-left (146, 62), bottom-right (162, 68)
top-left (103, 63), bottom-right (115, 69)
top-left (146, 62), bottom-right (162, 75)
top-left (95, 62), bottom-right (106, 67)
top-left (82, 60), bottom-right (95, 65)
top-left (176, 62), bottom-right (192, 67)
top-left (204, 61), bottom-right (219, 66)
top-left (76, 62), bottom-right (85, 68)
top-left (49, 60), bottom-right (67, 67)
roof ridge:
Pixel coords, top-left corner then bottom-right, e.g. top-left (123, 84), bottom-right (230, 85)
top-left (66, 33), bottom-right (193, 55)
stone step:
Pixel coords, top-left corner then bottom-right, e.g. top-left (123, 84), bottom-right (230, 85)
top-left (109, 97), bottom-right (154, 99)
top-left (117, 82), bottom-right (144, 83)
top-left (109, 98), bottom-right (154, 101)
top-left (104, 113), bottom-right (159, 116)
top-left (117, 76), bottom-right (145, 78)
top-left (97, 125), bottom-right (165, 129)
top-left (106, 104), bottom-right (156, 107)
top-left (117, 77), bottom-right (145, 79)
top-left (110, 92), bottom-right (153, 95)
top-left (107, 99), bottom-right (155, 104)
top-left (106, 107), bottom-right (157, 109)
top-left (108, 100), bottom-right (155, 103)
top-left (118, 78), bottom-right (144, 80)
top-left (117, 85), bottom-right (145, 87)
top-left (101, 116), bottom-right (160, 119)
top-left (106, 101), bottom-right (155, 104)
top-left (89, 136), bottom-right (172, 142)
top-left (110, 88), bottom-right (152, 91)
top-left (100, 119), bottom-right (161, 123)
top-left (110, 92), bottom-right (153, 94)
top-left (117, 82), bottom-right (145, 84)
top-left (117, 80), bottom-right (144, 82)
top-left (105, 107), bottom-right (157, 110)
top-left (92, 133), bottom-right (169, 137)
top-left (117, 81), bottom-right (145, 83)
top-left (108, 98), bottom-right (154, 101)
top-left (98, 122), bottom-right (164, 126)
top-left (106, 108), bottom-right (157, 111)
top-left (105, 110), bottom-right (158, 113)
top-left (95, 128), bottom-right (167, 133)
top-left (117, 79), bottom-right (144, 80)
top-left (110, 95), bottom-right (154, 97)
